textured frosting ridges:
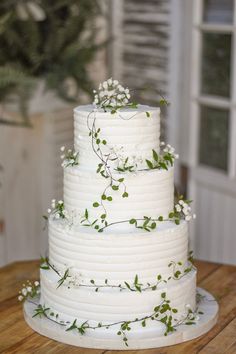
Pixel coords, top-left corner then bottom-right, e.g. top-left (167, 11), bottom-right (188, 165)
top-left (74, 105), bottom-right (160, 170)
top-left (48, 219), bottom-right (188, 284)
top-left (40, 268), bottom-right (196, 325)
top-left (64, 166), bottom-right (174, 228)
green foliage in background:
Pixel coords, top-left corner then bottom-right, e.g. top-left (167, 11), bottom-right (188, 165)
top-left (0, 0), bottom-right (103, 125)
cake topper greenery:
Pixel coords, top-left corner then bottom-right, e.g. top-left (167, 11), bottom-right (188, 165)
top-left (0, 0), bottom-right (103, 127)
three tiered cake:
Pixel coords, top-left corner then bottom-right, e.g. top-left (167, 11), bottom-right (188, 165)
top-left (22, 79), bottom-right (218, 349)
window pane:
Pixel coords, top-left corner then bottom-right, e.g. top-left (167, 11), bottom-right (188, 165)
top-left (201, 33), bottom-right (231, 97)
top-left (203, 0), bottom-right (234, 24)
top-left (199, 106), bottom-right (229, 171)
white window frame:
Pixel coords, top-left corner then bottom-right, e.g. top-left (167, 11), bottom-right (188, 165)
top-left (189, 0), bottom-right (236, 183)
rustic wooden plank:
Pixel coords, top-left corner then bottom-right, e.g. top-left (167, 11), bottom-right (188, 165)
top-left (226, 341), bottom-right (236, 354)
top-left (194, 260), bottom-right (220, 282)
top-left (198, 317), bottom-right (236, 354)
top-left (3, 332), bottom-right (105, 354)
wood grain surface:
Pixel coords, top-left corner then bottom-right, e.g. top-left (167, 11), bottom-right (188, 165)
top-left (0, 260), bottom-right (235, 354)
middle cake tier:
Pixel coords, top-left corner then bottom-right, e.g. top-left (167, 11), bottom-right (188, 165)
top-left (64, 166), bottom-right (174, 230)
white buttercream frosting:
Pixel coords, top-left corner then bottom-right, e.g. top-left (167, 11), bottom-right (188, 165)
top-left (40, 268), bottom-right (196, 331)
top-left (74, 105), bottom-right (160, 170)
top-left (48, 218), bottom-right (189, 284)
top-left (63, 166), bottom-right (174, 230)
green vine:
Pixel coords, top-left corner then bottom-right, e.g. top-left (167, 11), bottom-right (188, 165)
top-left (40, 252), bottom-right (195, 292)
top-left (32, 292), bottom-right (178, 346)
top-left (30, 291), bottom-right (203, 347)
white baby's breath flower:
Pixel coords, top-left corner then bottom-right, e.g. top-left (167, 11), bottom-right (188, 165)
top-left (60, 154), bottom-right (65, 159)
top-left (107, 78), bottom-right (113, 85)
top-left (34, 281), bottom-right (39, 286)
top-left (185, 215), bottom-right (192, 221)
top-left (193, 214), bottom-right (196, 219)
top-left (113, 80), bottom-right (118, 86)
top-left (175, 204), bottom-right (181, 212)
top-left (60, 146), bottom-right (65, 152)
top-left (47, 208), bottom-right (51, 213)
top-left (18, 295), bottom-right (24, 301)
top-left (27, 286), bottom-right (32, 292)
top-left (179, 200), bottom-right (184, 206)
top-left (160, 141), bottom-right (165, 146)
top-left (125, 88), bottom-right (129, 94)
top-left (55, 213), bottom-right (60, 219)
top-left (22, 288), bottom-right (27, 296)
top-left (126, 93), bottom-right (131, 99)
top-left (185, 304), bottom-right (192, 309)
top-left (58, 200), bottom-right (63, 205)
top-left (103, 81), bottom-right (108, 89)
top-left (183, 208), bottom-right (189, 216)
top-left (175, 154), bottom-right (179, 159)
top-left (93, 89), bottom-right (96, 93)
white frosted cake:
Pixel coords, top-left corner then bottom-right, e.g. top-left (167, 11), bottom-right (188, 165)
top-left (21, 79), bottom-right (218, 349)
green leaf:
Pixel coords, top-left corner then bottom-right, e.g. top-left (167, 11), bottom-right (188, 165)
top-left (122, 192), bottom-right (129, 198)
top-left (151, 222), bottom-right (156, 229)
top-left (101, 194), bottom-right (106, 200)
top-left (152, 149), bottom-right (159, 162)
top-left (124, 281), bottom-right (131, 290)
top-left (118, 178), bottom-right (124, 183)
top-left (158, 216), bottom-right (163, 221)
top-left (146, 159), bottom-right (154, 169)
top-left (102, 140), bottom-right (107, 145)
top-left (112, 185), bottom-right (119, 191)
top-left (85, 209), bottom-right (88, 219)
top-left (93, 202), bottom-right (99, 207)
top-left (107, 196), bottom-right (112, 201)
top-left (161, 292), bottom-right (166, 299)
top-left (96, 138), bottom-right (100, 144)
top-left (145, 111), bottom-right (150, 118)
top-left (101, 214), bottom-right (106, 219)
top-left (129, 219), bottom-right (136, 224)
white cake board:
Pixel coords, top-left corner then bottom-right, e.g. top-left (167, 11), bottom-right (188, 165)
top-left (24, 287), bottom-right (218, 350)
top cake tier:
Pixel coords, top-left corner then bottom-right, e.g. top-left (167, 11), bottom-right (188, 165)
top-left (74, 105), bottom-right (160, 170)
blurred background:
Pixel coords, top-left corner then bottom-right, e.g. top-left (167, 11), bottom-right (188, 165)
top-left (0, 0), bottom-right (235, 266)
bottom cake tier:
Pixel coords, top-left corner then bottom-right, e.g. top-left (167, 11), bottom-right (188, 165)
top-left (24, 282), bottom-right (218, 350)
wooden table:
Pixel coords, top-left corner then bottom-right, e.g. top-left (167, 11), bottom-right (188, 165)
top-left (0, 260), bottom-right (236, 354)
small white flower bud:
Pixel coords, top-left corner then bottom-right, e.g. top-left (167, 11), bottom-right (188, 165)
top-left (185, 215), bottom-right (192, 221)
top-left (60, 146), bottom-right (65, 152)
top-left (60, 154), bottom-right (65, 159)
top-left (47, 208), bottom-right (51, 213)
top-left (34, 281), bottom-right (39, 286)
top-left (22, 288), bottom-right (27, 296)
top-left (58, 200), bottom-right (63, 205)
top-left (18, 295), bottom-right (24, 301)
